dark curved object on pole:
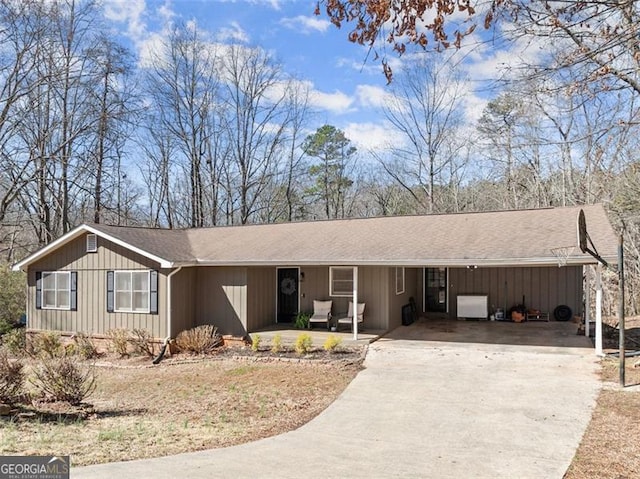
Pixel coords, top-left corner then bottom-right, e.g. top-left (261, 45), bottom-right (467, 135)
top-left (152, 342), bottom-right (168, 364)
top-left (553, 305), bottom-right (573, 322)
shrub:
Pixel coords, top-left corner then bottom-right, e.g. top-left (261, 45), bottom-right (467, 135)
top-left (0, 348), bottom-right (24, 404)
top-left (251, 334), bottom-right (261, 352)
top-left (294, 312), bottom-right (311, 329)
top-left (0, 263), bottom-right (25, 329)
top-left (0, 319), bottom-right (13, 337)
top-left (294, 333), bottom-right (313, 355)
top-left (31, 332), bottom-right (63, 359)
top-left (323, 334), bottom-right (342, 353)
top-left (1, 328), bottom-right (26, 356)
top-left (175, 325), bottom-right (223, 354)
top-left (271, 334), bottom-right (282, 354)
top-left (71, 333), bottom-right (99, 360)
top-left (31, 356), bottom-right (96, 405)
top-left (129, 329), bottom-right (155, 357)
top-left (106, 328), bottom-right (130, 357)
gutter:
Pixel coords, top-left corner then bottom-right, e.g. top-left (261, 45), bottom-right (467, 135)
top-left (166, 266), bottom-right (183, 339)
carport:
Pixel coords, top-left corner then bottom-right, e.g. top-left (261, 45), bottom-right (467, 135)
top-left (387, 316), bottom-right (592, 350)
top-left (409, 205), bottom-right (618, 355)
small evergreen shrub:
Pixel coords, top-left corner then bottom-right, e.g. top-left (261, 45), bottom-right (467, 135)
top-left (1, 328), bottom-right (26, 356)
top-left (72, 333), bottom-right (99, 360)
top-left (0, 348), bottom-right (24, 404)
top-left (271, 334), bottom-right (282, 354)
top-left (294, 312), bottom-right (311, 329)
top-left (32, 332), bottom-right (63, 359)
top-left (31, 356), bottom-right (96, 405)
top-left (294, 333), bottom-right (313, 355)
top-left (251, 334), bottom-right (261, 352)
top-left (175, 325), bottom-right (223, 354)
top-left (323, 334), bottom-right (342, 353)
top-left (0, 264), bottom-right (25, 329)
top-left (129, 329), bottom-right (155, 357)
top-left (106, 328), bottom-right (130, 357)
top-left (0, 319), bottom-right (13, 337)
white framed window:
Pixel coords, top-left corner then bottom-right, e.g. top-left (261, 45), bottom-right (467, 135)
top-left (330, 267), bottom-right (354, 297)
top-left (114, 271), bottom-right (150, 313)
top-left (395, 267), bottom-right (405, 295)
top-left (41, 271), bottom-right (71, 310)
top-left (86, 233), bottom-right (97, 252)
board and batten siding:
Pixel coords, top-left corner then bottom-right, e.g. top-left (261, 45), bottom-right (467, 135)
top-left (448, 266), bottom-right (583, 319)
top-left (196, 267), bottom-right (248, 337)
top-left (170, 267), bottom-right (197, 336)
top-left (26, 233), bottom-right (167, 338)
top-left (386, 268), bottom-right (419, 330)
top-left (296, 265), bottom-right (408, 331)
top-left (246, 267), bottom-right (276, 331)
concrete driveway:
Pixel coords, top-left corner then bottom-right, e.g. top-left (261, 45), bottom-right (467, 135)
top-left (74, 320), bottom-right (601, 479)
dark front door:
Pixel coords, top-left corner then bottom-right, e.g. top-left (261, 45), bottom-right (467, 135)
top-left (277, 268), bottom-right (299, 323)
top-left (425, 267), bottom-right (447, 313)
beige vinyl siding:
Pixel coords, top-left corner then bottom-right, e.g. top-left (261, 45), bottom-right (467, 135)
top-left (247, 267), bottom-right (276, 331)
top-left (170, 267), bottom-right (196, 336)
top-left (448, 266), bottom-right (583, 319)
top-left (196, 267), bottom-right (248, 337)
top-left (27, 233), bottom-right (167, 338)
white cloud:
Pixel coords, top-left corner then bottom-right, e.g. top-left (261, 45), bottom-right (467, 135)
top-left (344, 121), bottom-right (405, 152)
top-left (216, 21), bottom-right (250, 43)
top-left (280, 15), bottom-right (330, 34)
top-left (103, 0), bottom-right (147, 42)
top-left (462, 93), bottom-right (489, 125)
top-left (355, 84), bottom-right (393, 109)
top-left (157, 1), bottom-right (175, 22)
top-left (137, 31), bottom-right (167, 69)
top-left (309, 88), bottom-right (354, 114)
top-left (463, 26), bottom-right (547, 82)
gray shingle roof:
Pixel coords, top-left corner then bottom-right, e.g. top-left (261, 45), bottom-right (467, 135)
top-left (89, 204), bottom-right (619, 267)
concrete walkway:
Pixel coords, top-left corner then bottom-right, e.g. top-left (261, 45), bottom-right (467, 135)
top-left (74, 322), bottom-right (601, 479)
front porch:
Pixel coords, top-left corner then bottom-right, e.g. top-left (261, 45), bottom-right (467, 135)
top-left (251, 323), bottom-right (386, 346)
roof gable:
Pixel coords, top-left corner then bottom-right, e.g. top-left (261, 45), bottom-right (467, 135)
top-left (12, 224), bottom-right (180, 271)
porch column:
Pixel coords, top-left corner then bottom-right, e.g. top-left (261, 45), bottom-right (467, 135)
top-left (352, 266), bottom-right (358, 341)
top-left (584, 266), bottom-right (591, 337)
top-left (595, 263), bottom-right (604, 356)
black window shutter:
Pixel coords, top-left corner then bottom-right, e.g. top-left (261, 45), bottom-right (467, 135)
top-left (150, 270), bottom-right (158, 314)
top-left (70, 271), bottom-right (78, 311)
top-left (35, 272), bottom-right (42, 310)
top-left (106, 271), bottom-right (114, 313)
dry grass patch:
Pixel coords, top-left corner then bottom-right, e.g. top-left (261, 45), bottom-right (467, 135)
top-left (0, 356), bottom-right (361, 466)
top-left (566, 315), bottom-right (640, 479)
top-left (565, 388), bottom-right (640, 478)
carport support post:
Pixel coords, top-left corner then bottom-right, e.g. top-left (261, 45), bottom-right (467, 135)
top-left (584, 266), bottom-right (591, 338)
top-left (352, 266), bottom-right (358, 341)
top-left (595, 263), bottom-right (603, 356)
top-left (618, 234), bottom-right (625, 387)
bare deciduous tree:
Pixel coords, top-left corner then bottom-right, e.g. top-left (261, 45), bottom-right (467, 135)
top-left (382, 54), bottom-right (468, 213)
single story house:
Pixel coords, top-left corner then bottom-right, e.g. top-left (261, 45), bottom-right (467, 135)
top-left (12, 204), bottom-right (618, 342)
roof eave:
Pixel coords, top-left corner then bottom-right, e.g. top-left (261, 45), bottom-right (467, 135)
top-left (193, 256), bottom-right (612, 268)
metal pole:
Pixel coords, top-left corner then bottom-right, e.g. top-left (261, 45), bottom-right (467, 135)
top-left (595, 263), bottom-right (603, 356)
top-left (584, 266), bottom-right (591, 338)
top-left (618, 234), bottom-right (625, 387)
top-left (352, 266), bottom-right (358, 341)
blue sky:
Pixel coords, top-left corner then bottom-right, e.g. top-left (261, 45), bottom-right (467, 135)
top-left (102, 0), bottom-right (536, 152)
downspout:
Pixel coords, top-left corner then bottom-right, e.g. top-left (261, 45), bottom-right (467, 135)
top-left (166, 267), bottom-right (183, 340)
top-left (153, 266), bottom-right (182, 365)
